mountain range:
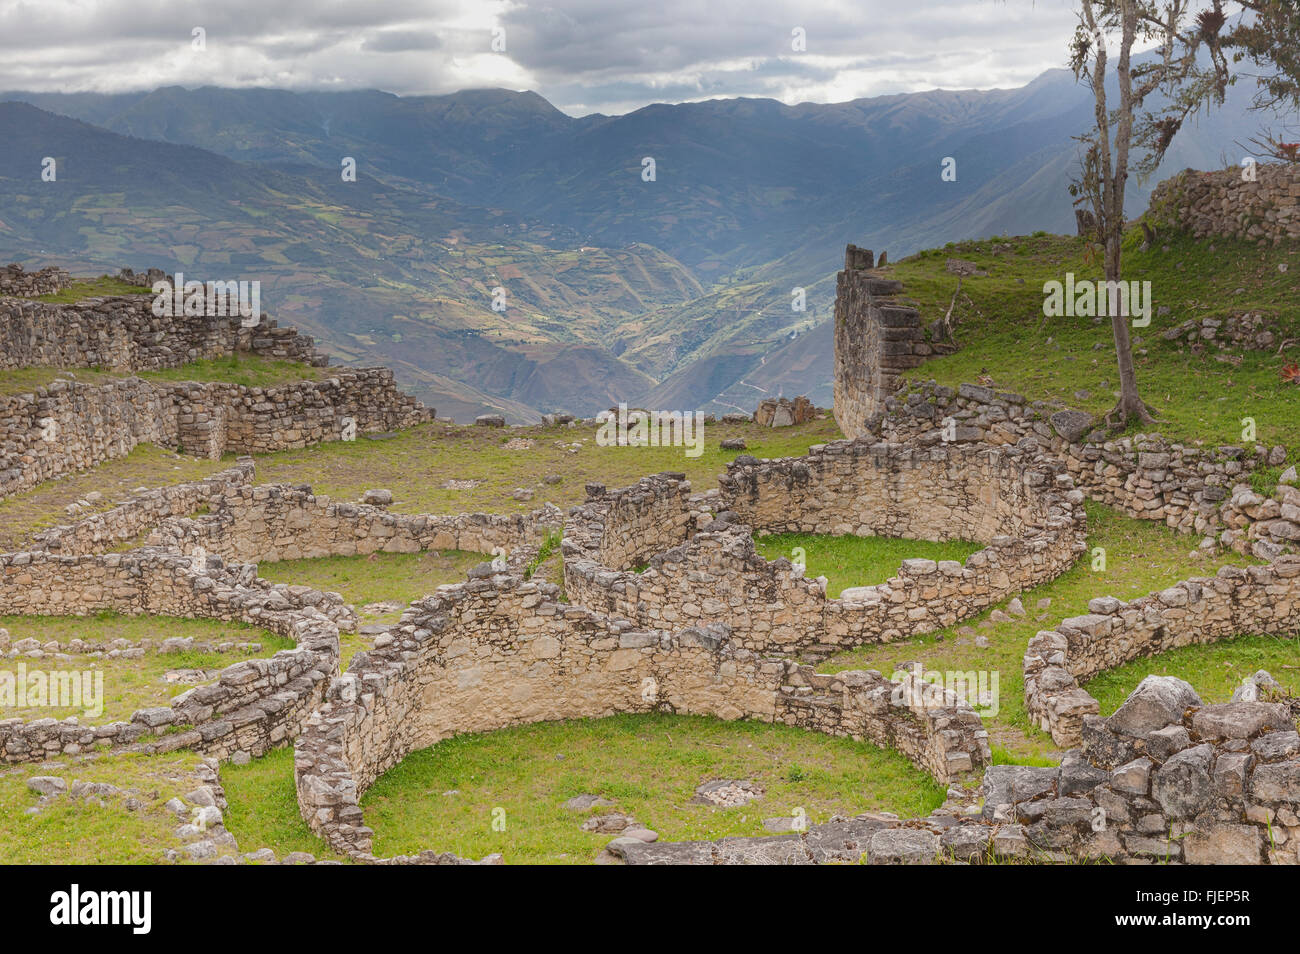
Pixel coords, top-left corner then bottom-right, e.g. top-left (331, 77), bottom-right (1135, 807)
top-left (0, 69), bottom-right (1270, 420)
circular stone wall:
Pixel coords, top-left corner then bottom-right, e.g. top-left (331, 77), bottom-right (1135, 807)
top-left (0, 547), bottom-right (347, 763)
top-left (563, 441), bottom-right (1087, 655)
top-left (293, 570), bottom-right (990, 860)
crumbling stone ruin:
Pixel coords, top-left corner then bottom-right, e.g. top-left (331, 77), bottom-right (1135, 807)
top-left (832, 245), bottom-right (945, 438)
top-left (753, 395), bottom-right (815, 427)
top-left (0, 279), bottom-right (432, 500)
top-left (563, 442), bottom-right (1086, 657)
top-left (0, 264), bottom-right (73, 298)
top-left (2, 245), bottom-right (1298, 865)
top-left (1025, 558), bottom-right (1300, 746)
top-left (1148, 163), bottom-right (1300, 244)
top-left (849, 378), bottom-right (1299, 560)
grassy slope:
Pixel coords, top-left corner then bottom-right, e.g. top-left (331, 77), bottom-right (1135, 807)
top-left (251, 417), bottom-right (844, 515)
top-left (887, 231), bottom-right (1298, 448)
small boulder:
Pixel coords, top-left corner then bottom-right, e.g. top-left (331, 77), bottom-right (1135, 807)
top-left (1049, 409), bottom-right (1094, 444)
top-left (1106, 676), bottom-right (1201, 738)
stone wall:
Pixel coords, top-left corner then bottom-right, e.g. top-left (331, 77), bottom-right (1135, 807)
top-left (149, 481), bottom-right (564, 564)
top-left (30, 460), bottom-right (256, 555)
top-left (621, 675), bottom-right (1300, 865)
top-left (858, 379), bottom-right (1297, 560)
top-left (163, 368), bottom-right (431, 458)
top-left (1148, 163), bottom-right (1300, 244)
top-left (564, 444), bottom-right (1087, 656)
top-left (0, 377), bottom-right (178, 501)
top-left (984, 677), bottom-right (1300, 864)
top-left (0, 264), bottom-right (72, 298)
top-left (0, 370), bottom-right (432, 501)
top-left (832, 245), bottom-right (938, 440)
top-left (294, 570), bottom-right (990, 860)
top-left (1025, 556), bottom-right (1300, 746)
top-left (0, 294), bottom-right (327, 372)
top-left (0, 548), bottom-right (350, 764)
top-left (564, 474), bottom-right (696, 571)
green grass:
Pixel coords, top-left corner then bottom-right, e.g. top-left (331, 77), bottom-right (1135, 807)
top-left (255, 551), bottom-right (489, 665)
top-left (219, 747), bottom-right (346, 862)
top-left (817, 502), bottom-right (1263, 763)
top-left (0, 440), bottom-right (229, 552)
top-left (138, 354), bottom-right (323, 388)
top-left (0, 750), bottom-right (207, 864)
top-left (252, 417), bottom-right (844, 517)
top-left (34, 276), bottom-right (152, 303)
top-left (256, 551), bottom-right (488, 612)
top-left (360, 712), bottom-right (947, 864)
top-left (889, 230), bottom-right (1299, 448)
top-left (0, 613), bottom-right (292, 724)
top-left (0, 367), bottom-right (123, 397)
top-left (1084, 634), bottom-right (1300, 715)
top-left (752, 532), bottom-right (983, 598)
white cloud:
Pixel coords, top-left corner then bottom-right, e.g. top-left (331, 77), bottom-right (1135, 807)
top-left (0, 0), bottom-right (1084, 114)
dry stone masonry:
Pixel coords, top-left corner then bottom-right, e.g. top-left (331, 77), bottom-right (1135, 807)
top-left (293, 567), bottom-right (990, 860)
top-left (1148, 163), bottom-right (1300, 244)
top-left (0, 264), bottom-right (73, 298)
top-left (833, 245), bottom-right (951, 440)
top-left (0, 293), bottom-right (326, 372)
top-left (851, 378), bottom-right (1297, 560)
top-left (0, 280), bottom-right (434, 499)
top-left (564, 443), bottom-right (1086, 657)
top-left (0, 547), bottom-right (349, 764)
top-left (148, 481), bottom-right (564, 564)
top-left (1025, 557), bottom-right (1300, 747)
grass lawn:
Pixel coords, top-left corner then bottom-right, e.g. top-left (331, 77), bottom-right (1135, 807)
top-left (255, 551), bottom-right (490, 665)
top-left (817, 502), bottom-right (1263, 763)
top-left (256, 551), bottom-right (489, 613)
top-left (0, 613), bottom-right (292, 724)
top-left (220, 747), bottom-right (347, 862)
top-left (33, 276), bottom-right (152, 303)
top-left (138, 354), bottom-right (324, 388)
top-left (252, 417), bottom-right (844, 516)
top-left (1084, 634), bottom-right (1300, 716)
top-left (360, 712), bottom-right (947, 865)
top-left (888, 231), bottom-right (1299, 450)
top-left (752, 532), bottom-right (983, 598)
top-left (0, 750), bottom-right (205, 864)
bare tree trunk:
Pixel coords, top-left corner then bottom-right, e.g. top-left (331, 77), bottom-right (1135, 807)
top-left (1084, 0), bottom-right (1158, 429)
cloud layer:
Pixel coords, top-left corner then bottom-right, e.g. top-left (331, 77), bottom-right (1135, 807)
top-left (0, 0), bottom-right (1082, 115)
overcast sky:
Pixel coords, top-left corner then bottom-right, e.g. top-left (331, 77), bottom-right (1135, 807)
top-left (0, 0), bottom-right (1092, 115)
